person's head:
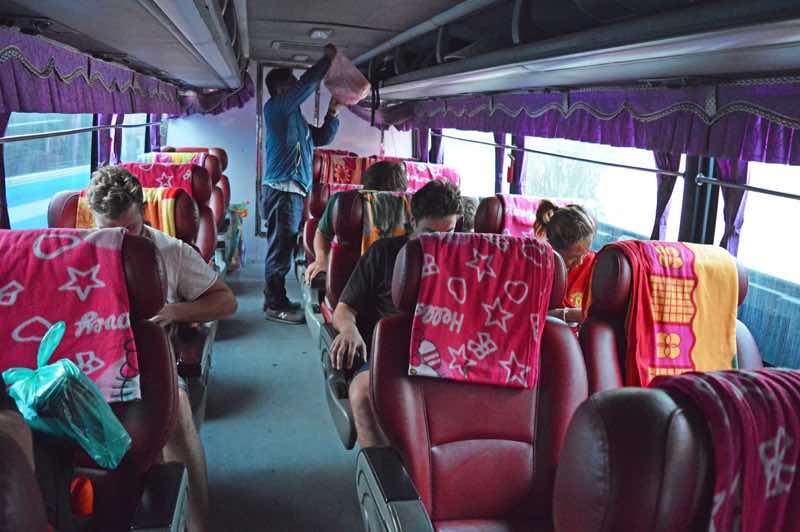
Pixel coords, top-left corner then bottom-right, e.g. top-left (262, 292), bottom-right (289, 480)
top-left (362, 161), bottom-right (408, 192)
top-left (459, 196), bottom-right (479, 233)
top-left (87, 166), bottom-right (145, 235)
top-left (410, 180), bottom-right (462, 235)
top-left (536, 200), bottom-right (596, 269)
top-left (265, 68), bottom-right (297, 98)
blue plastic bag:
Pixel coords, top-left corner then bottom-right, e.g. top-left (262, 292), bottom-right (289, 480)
top-left (2, 322), bottom-right (132, 469)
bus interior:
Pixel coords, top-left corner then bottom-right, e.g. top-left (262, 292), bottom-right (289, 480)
top-left (2, 0), bottom-right (800, 530)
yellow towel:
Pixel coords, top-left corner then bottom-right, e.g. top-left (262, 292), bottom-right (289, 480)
top-left (76, 188), bottom-right (178, 237)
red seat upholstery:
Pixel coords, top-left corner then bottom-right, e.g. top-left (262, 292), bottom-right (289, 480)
top-left (553, 387), bottom-right (715, 532)
top-left (474, 195), bottom-right (507, 234)
top-left (209, 186), bottom-right (226, 230)
top-left (580, 244), bottom-right (762, 394)
top-left (47, 189), bottom-right (217, 263)
top-left (367, 238), bottom-right (587, 531)
top-left (0, 431), bottom-right (49, 532)
top-left (218, 175), bottom-right (231, 207)
top-left (303, 183), bottom-right (334, 263)
top-left (325, 190), bottom-right (412, 316)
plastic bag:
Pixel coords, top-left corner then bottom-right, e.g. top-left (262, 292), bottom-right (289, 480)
top-left (2, 322), bottom-right (131, 469)
top-left (324, 54), bottom-right (371, 105)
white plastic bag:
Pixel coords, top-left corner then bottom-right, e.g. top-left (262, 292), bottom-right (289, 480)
top-left (324, 54), bottom-right (371, 105)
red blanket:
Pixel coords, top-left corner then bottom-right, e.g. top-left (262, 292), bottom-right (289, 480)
top-left (122, 162), bottom-right (201, 200)
top-left (0, 229), bottom-right (140, 402)
top-left (400, 161), bottom-right (461, 191)
top-left (409, 233), bottom-right (554, 389)
top-left (655, 370), bottom-right (800, 532)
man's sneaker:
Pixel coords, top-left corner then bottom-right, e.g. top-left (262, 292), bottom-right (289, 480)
top-left (262, 299), bottom-right (302, 312)
top-left (265, 306), bottom-right (305, 325)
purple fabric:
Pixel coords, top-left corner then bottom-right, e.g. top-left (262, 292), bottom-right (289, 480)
top-left (180, 71), bottom-right (256, 115)
top-left (651, 151), bottom-right (681, 240)
top-left (716, 159), bottom-right (749, 256)
top-left (429, 128), bottom-right (444, 164)
top-left (96, 113), bottom-right (114, 167)
top-left (494, 132), bottom-right (506, 194)
top-left (380, 83), bottom-right (800, 166)
top-left (0, 27), bottom-right (180, 114)
top-left (0, 113), bottom-right (9, 229)
top-left (416, 128), bottom-right (430, 163)
top-left (510, 135), bottom-right (527, 194)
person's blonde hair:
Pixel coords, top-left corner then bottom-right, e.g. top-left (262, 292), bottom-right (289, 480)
top-left (87, 166), bottom-right (143, 219)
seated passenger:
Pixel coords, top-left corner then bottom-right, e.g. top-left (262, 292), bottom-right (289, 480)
top-left (304, 160), bottom-right (408, 283)
top-left (459, 195), bottom-right (479, 232)
top-left (536, 200), bottom-right (597, 324)
top-left (329, 181), bottom-right (462, 448)
top-left (87, 166), bottom-right (237, 532)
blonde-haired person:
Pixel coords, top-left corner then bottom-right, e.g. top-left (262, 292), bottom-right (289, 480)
top-left (535, 200), bottom-right (597, 324)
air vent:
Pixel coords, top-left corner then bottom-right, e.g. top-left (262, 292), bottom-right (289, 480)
top-left (271, 41), bottom-right (325, 54)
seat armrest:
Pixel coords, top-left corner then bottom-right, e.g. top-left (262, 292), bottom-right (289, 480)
top-left (355, 447), bottom-right (433, 532)
top-left (320, 332), bottom-right (357, 450)
top-left (320, 323), bottom-right (337, 351)
top-left (130, 462), bottom-right (188, 532)
top-left (310, 271), bottom-right (326, 292)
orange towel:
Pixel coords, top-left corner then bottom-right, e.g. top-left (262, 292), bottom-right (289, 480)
top-left (359, 191), bottom-right (412, 254)
top-left (76, 188), bottom-right (179, 237)
top-left (605, 241), bottom-right (738, 386)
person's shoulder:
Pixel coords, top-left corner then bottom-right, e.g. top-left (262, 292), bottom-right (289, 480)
top-left (143, 226), bottom-right (183, 252)
top-left (367, 236), bottom-right (409, 258)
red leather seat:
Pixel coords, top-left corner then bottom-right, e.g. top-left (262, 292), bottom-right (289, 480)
top-left (553, 386), bottom-right (715, 532)
top-left (580, 244), bottom-right (763, 394)
top-left (474, 195), bottom-right (508, 234)
top-left (47, 188), bottom-right (217, 263)
top-left (209, 186), bottom-right (226, 231)
top-left (218, 175), bottom-right (231, 208)
top-left (357, 238), bottom-right (588, 531)
top-left (0, 430), bottom-right (48, 532)
top-left (324, 190), bottom-right (412, 321)
top-left (303, 183), bottom-right (334, 264)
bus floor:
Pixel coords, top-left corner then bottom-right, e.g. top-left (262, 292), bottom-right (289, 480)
top-left (202, 263), bottom-right (362, 531)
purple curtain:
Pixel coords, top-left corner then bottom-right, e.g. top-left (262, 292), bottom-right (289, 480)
top-left (510, 135), bottom-right (527, 194)
top-left (415, 128), bottom-right (430, 163)
top-left (110, 114), bottom-right (125, 164)
top-left (96, 113), bottom-right (114, 167)
top-left (429, 128), bottom-right (444, 164)
top-left (494, 132), bottom-right (506, 194)
top-left (0, 113), bottom-right (10, 229)
top-left (716, 159), bottom-right (749, 256)
top-left (651, 151), bottom-right (682, 240)
top-left (147, 113), bottom-right (161, 152)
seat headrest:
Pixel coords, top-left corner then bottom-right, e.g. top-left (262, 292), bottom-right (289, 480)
top-left (393, 237), bottom-right (567, 313)
top-left (474, 196), bottom-right (503, 234)
top-left (47, 189), bottom-right (200, 247)
top-left (122, 163), bottom-right (212, 204)
top-left (308, 183), bottom-right (332, 219)
top-left (590, 243), bottom-right (749, 314)
top-left (122, 233), bottom-right (167, 320)
top-left (554, 387), bottom-right (711, 532)
top-left (331, 189), bottom-right (364, 241)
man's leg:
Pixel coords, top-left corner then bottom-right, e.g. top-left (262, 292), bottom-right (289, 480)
top-left (163, 389), bottom-right (208, 532)
top-left (349, 372), bottom-right (387, 448)
top-left (263, 187), bottom-right (305, 322)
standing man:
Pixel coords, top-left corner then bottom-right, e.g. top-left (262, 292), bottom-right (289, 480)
top-left (262, 44), bottom-right (341, 324)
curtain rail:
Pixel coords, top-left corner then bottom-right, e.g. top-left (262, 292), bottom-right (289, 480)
top-left (430, 131), bottom-right (686, 178)
top-left (696, 175), bottom-right (800, 201)
top-left (0, 121), bottom-right (162, 145)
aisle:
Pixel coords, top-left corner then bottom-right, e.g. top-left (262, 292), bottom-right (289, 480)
top-left (202, 264), bottom-right (362, 531)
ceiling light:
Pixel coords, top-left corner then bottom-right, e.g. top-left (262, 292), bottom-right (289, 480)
top-left (309, 28), bottom-right (333, 40)
top-left (293, 54), bottom-right (310, 62)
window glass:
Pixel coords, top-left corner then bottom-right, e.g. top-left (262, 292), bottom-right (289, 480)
top-left (120, 113), bottom-right (148, 162)
top-left (523, 137), bottom-right (662, 242)
top-left (5, 113), bottom-right (92, 229)
top-left (442, 129), bottom-right (508, 198)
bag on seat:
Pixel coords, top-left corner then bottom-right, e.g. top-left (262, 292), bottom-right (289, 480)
top-left (4, 322), bottom-right (131, 469)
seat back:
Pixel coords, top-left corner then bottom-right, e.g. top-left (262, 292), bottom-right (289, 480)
top-left (140, 152), bottom-right (221, 185)
top-left (475, 194), bottom-right (581, 236)
top-left (209, 186), bottom-right (226, 230)
top-left (0, 431), bottom-right (49, 532)
top-left (553, 387), bottom-right (713, 532)
top-left (372, 238), bottom-right (587, 526)
top-left (325, 190), bottom-right (412, 313)
top-left (122, 162), bottom-right (212, 205)
top-left (48, 189), bottom-right (217, 262)
top-left (580, 243), bottom-right (762, 393)
top-left (218, 175), bottom-right (231, 207)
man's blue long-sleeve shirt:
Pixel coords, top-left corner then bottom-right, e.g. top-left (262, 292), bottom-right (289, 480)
top-left (263, 57), bottom-right (340, 193)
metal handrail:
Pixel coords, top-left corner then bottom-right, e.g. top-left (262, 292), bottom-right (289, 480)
top-left (0, 121), bottom-right (161, 145)
top-left (430, 131), bottom-right (686, 177)
top-left (696, 174), bottom-right (800, 201)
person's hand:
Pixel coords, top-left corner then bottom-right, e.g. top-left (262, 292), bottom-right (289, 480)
top-left (329, 326), bottom-right (366, 370)
top-left (324, 43), bottom-right (337, 60)
top-left (305, 260), bottom-right (327, 283)
top-left (328, 96), bottom-right (343, 116)
top-left (150, 304), bottom-right (180, 328)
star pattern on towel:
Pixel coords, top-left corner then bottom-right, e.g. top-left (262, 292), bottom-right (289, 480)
top-left (759, 427), bottom-right (796, 498)
top-left (58, 265), bottom-right (106, 302)
top-left (467, 332), bottom-right (497, 360)
top-left (0, 280), bottom-right (24, 306)
top-left (482, 297), bottom-right (513, 333)
top-left (76, 351), bottom-right (105, 375)
top-left (465, 248), bottom-right (496, 282)
top-left (448, 344), bottom-right (475, 379)
top-left (499, 351), bottom-right (531, 386)
top-left (156, 172), bottom-right (174, 188)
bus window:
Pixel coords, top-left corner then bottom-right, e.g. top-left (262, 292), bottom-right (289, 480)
top-left (120, 114), bottom-right (148, 163)
top-left (5, 113), bottom-right (92, 229)
top-left (442, 129), bottom-right (509, 197)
